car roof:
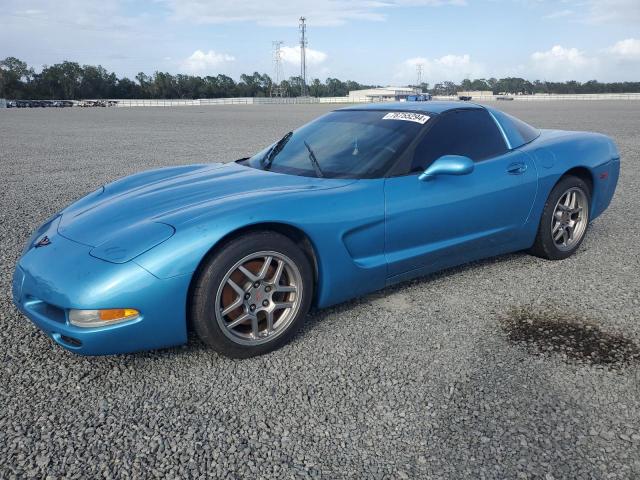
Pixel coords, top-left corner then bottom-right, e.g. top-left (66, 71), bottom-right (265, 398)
top-left (337, 100), bottom-right (484, 115)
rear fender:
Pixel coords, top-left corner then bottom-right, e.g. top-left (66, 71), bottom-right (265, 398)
top-left (521, 131), bottom-right (619, 241)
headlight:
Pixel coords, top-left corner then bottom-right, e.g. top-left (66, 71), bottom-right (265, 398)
top-left (69, 308), bottom-right (140, 327)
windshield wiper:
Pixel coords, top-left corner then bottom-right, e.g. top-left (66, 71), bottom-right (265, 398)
top-left (303, 140), bottom-right (324, 178)
top-left (262, 131), bottom-right (293, 170)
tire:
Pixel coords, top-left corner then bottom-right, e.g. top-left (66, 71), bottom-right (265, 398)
top-left (529, 175), bottom-right (591, 260)
top-left (191, 231), bottom-right (313, 358)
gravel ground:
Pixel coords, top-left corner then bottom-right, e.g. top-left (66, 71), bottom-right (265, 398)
top-left (0, 101), bottom-right (639, 479)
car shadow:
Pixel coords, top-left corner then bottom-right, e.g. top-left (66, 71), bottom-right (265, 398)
top-left (298, 251), bottom-right (530, 336)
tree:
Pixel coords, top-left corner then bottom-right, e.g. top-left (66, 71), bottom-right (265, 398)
top-left (114, 77), bottom-right (141, 98)
top-left (416, 82), bottom-right (429, 93)
top-left (3, 56), bottom-right (640, 100)
top-left (279, 79), bottom-right (293, 97)
top-left (37, 61), bottom-right (83, 99)
top-left (215, 74), bottom-right (236, 97)
top-left (442, 81), bottom-right (458, 95)
top-left (309, 78), bottom-right (324, 97)
top-left (0, 57), bottom-right (34, 98)
top-left (325, 77), bottom-right (347, 96)
top-left (460, 79), bottom-right (473, 91)
top-left (135, 72), bottom-right (151, 98)
top-left (80, 65), bottom-right (117, 98)
top-left (149, 72), bottom-right (178, 99)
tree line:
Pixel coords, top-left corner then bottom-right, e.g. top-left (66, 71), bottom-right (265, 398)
top-left (2, 57), bottom-right (639, 100)
top-left (0, 57), bottom-right (378, 100)
top-left (434, 78), bottom-right (640, 95)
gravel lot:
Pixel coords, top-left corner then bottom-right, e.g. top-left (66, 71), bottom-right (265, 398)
top-left (1, 101), bottom-right (639, 479)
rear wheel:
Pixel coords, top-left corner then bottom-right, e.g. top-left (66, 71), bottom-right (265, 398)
top-left (191, 231), bottom-right (313, 358)
top-left (529, 175), bottom-right (591, 260)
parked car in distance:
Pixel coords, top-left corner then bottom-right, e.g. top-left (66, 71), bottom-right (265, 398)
top-left (407, 94), bottom-right (432, 101)
top-left (13, 102), bottom-right (620, 358)
top-left (80, 100), bottom-right (108, 107)
top-left (28, 100), bottom-right (53, 108)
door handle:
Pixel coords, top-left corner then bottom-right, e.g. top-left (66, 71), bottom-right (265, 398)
top-left (506, 162), bottom-right (527, 175)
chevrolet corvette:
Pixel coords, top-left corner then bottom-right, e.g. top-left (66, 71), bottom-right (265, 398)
top-left (12, 102), bottom-right (620, 357)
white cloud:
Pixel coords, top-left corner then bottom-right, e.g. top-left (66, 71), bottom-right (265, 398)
top-left (19, 8), bottom-right (45, 15)
top-left (180, 49), bottom-right (235, 74)
top-left (605, 38), bottom-right (640, 61)
top-left (396, 43), bottom-right (640, 83)
top-left (280, 46), bottom-right (327, 66)
top-left (543, 9), bottom-right (573, 20)
top-left (518, 40), bottom-right (640, 81)
top-left (397, 54), bottom-right (485, 84)
top-left (165, 0), bottom-right (466, 26)
top-left (531, 45), bottom-right (590, 67)
top-left (1, 0), bottom-right (167, 77)
top-left (585, 0), bottom-right (640, 24)
top-left (529, 45), bottom-right (596, 79)
top-left (7, 0), bottom-right (139, 32)
top-left (534, 0), bottom-right (639, 25)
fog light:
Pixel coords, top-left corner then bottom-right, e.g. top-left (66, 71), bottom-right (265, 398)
top-left (69, 308), bottom-right (139, 327)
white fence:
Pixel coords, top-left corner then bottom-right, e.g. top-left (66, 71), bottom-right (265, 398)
top-left (111, 96), bottom-right (379, 107)
top-left (433, 93), bottom-right (640, 101)
top-left (105, 93), bottom-right (640, 108)
top-left (487, 93), bottom-right (640, 101)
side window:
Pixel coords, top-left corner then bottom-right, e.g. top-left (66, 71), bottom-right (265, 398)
top-left (411, 109), bottom-right (507, 171)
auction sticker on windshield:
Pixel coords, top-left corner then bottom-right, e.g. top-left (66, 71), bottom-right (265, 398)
top-left (382, 112), bottom-right (430, 124)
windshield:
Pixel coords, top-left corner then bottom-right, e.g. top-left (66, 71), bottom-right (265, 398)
top-left (245, 110), bottom-right (425, 178)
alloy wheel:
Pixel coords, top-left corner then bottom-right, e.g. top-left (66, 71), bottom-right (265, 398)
top-left (551, 187), bottom-right (589, 251)
top-left (215, 251), bottom-right (303, 345)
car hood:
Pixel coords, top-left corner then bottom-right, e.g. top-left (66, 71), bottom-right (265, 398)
top-left (58, 162), bottom-right (354, 247)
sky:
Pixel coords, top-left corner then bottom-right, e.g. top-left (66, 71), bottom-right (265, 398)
top-left (1, 0), bottom-right (640, 85)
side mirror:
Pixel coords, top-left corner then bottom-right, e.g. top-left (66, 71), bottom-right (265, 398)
top-left (419, 155), bottom-right (474, 181)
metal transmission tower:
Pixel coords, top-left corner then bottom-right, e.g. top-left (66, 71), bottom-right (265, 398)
top-left (416, 64), bottom-right (424, 92)
top-left (299, 16), bottom-right (308, 97)
top-left (271, 40), bottom-right (285, 97)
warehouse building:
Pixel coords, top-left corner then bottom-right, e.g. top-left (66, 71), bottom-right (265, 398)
top-left (348, 87), bottom-right (418, 102)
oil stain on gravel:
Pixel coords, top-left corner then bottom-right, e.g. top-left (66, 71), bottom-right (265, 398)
top-left (502, 307), bottom-right (640, 369)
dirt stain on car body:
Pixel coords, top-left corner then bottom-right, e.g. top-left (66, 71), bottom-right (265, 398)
top-left (501, 307), bottom-right (640, 369)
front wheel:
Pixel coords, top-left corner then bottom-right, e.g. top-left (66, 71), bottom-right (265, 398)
top-left (191, 231), bottom-right (313, 358)
top-left (529, 175), bottom-right (591, 260)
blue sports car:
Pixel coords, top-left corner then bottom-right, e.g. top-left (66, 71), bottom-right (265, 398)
top-left (12, 102), bottom-right (620, 358)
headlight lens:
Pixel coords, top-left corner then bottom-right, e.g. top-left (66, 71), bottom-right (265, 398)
top-left (68, 308), bottom-right (140, 327)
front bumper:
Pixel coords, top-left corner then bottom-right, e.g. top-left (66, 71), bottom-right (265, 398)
top-left (12, 230), bottom-right (191, 355)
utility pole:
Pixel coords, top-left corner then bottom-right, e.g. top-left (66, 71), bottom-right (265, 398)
top-left (299, 16), bottom-right (307, 97)
top-left (416, 64), bottom-right (424, 92)
top-left (271, 40), bottom-right (284, 97)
